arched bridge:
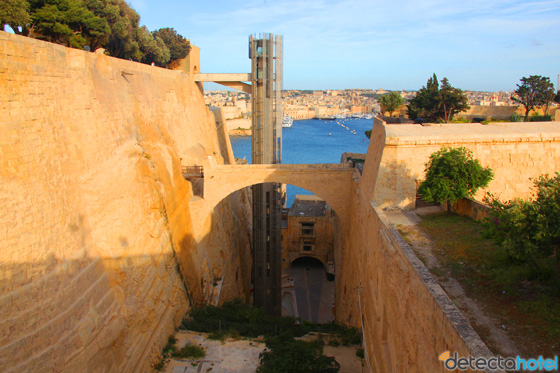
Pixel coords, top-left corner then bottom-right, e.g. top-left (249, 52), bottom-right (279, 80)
top-left (192, 161), bottom-right (358, 233)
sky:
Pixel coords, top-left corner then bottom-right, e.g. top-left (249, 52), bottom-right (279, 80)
top-left (133, 0), bottom-right (558, 91)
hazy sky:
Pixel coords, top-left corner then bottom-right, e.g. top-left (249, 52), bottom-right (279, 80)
top-left (132, 0), bottom-right (558, 91)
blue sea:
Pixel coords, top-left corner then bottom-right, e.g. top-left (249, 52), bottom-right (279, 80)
top-left (230, 118), bottom-right (373, 206)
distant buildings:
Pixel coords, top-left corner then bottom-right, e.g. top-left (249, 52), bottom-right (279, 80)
top-left (204, 88), bottom-right (522, 122)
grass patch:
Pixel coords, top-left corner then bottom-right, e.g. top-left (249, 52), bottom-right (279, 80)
top-left (418, 212), bottom-right (560, 356)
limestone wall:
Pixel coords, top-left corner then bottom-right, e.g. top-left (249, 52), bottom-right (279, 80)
top-left (374, 119), bottom-right (560, 209)
top-left (336, 123), bottom-right (493, 371)
top-left (0, 32), bottom-right (250, 372)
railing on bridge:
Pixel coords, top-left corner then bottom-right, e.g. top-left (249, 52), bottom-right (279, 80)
top-left (182, 165), bottom-right (204, 179)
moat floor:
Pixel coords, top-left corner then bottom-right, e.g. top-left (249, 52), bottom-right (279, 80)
top-left (163, 331), bottom-right (362, 373)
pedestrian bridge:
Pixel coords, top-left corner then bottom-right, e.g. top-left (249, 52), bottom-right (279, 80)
top-left (191, 160), bottom-right (358, 232)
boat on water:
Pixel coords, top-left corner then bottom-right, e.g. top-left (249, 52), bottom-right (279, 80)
top-left (282, 115), bottom-right (293, 128)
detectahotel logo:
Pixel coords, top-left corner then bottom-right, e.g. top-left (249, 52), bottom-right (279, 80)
top-left (439, 351), bottom-right (559, 371)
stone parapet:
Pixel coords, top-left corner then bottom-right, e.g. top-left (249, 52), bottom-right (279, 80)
top-left (373, 120), bottom-right (560, 209)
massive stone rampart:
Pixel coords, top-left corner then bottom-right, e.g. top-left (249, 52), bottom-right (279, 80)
top-left (337, 122), bottom-right (494, 372)
top-left (373, 119), bottom-right (560, 209)
top-left (0, 32), bottom-right (250, 372)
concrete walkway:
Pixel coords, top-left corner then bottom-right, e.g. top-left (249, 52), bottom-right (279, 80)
top-left (383, 206), bottom-right (442, 226)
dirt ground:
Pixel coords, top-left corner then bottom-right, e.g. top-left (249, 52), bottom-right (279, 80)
top-left (161, 331), bottom-right (363, 373)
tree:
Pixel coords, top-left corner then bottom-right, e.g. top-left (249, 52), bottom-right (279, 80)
top-left (152, 27), bottom-right (191, 63)
top-left (407, 74), bottom-right (469, 123)
top-left (136, 25), bottom-right (169, 66)
top-left (0, 0), bottom-right (31, 33)
top-left (25, 0), bottom-right (110, 49)
top-left (511, 75), bottom-right (555, 121)
top-left (378, 91), bottom-right (405, 117)
top-left (439, 77), bottom-right (470, 123)
top-left (482, 173), bottom-right (560, 276)
top-left (542, 87), bottom-right (556, 116)
top-left (417, 147), bottom-right (494, 208)
top-left (407, 73), bottom-right (441, 122)
top-left (88, 0), bottom-right (142, 60)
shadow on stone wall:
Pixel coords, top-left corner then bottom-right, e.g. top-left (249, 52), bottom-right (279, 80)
top-left (0, 248), bottom-right (190, 372)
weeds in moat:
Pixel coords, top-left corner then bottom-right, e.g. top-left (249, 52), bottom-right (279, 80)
top-left (171, 344), bottom-right (206, 359)
top-left (181, 299), bottom-right (362, 372)
top-left (154, 335), bottom-right (206, 371)
top-left (182, 298), bottom-right (361, 345)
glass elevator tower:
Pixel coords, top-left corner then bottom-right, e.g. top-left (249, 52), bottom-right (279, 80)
top-left (249, 33), bottom-right (283, 315)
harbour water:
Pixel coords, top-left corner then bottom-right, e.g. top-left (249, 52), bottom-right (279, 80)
top-left (230, 118), bottom-right (373, 206)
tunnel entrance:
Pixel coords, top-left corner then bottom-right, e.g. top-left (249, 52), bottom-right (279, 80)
top-left (291, 256), bottom-right (324, 269)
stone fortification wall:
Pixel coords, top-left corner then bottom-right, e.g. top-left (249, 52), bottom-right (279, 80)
top-left (336, 125), bottom-right (493, 371)
top-left (373, 119), bottom-right (560, 209)
top-left (0, 32), bottom-right (250, 372)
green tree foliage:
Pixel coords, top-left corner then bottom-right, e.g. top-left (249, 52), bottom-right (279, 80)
top-left (511, 75), bottom-right (555, 121)
top-left (482, 173), bottom-right (560, 275)
top-left (8, 0), bottom-right (190, 66)
top-left (0, 0), bottom-right (31, 33)
top-left (26, 0), bottom-right (110, 48)
top-left (22, 0), bottom-right (110, 48)
top-left (407, 74), bottom-right (469, 123)
top-left (440, 77), bottom-right (470, 123)
top-left (84, 0), bottom-right (142, 59)
top-left (152, 27), bottom-right (191, 63)
top-left (136, 25), bottom-right (169, 66)
top-left (417, 147), bottom-right (493, 206)
top-left (407, 73), bottom-right (440, 122)
top-left (378, 91), bottom-right (405, 117)
top-left (257, 333), bottom-right (340, 373)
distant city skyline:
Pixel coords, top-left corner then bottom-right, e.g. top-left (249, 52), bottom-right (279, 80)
top-left (62, 1), bottom-right (560, 91)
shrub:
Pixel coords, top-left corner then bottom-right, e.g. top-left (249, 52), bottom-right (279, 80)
top-left (508, 112), bottom-right (524, 122)
top-left (417, 147), bottom-right (494, 207)
top-left (171, 344), bottom-right (206, 359)
top-left (529, 114), bottom-right (552, 122)
top-left (482, 172), bottom-right (560, 290)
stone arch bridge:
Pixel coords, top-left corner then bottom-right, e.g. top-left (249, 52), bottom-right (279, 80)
top-left (190, 160), bottom-right (357, 234)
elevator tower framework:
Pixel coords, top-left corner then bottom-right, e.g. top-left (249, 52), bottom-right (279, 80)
top-left (249, 33), bottom-right (283, 315)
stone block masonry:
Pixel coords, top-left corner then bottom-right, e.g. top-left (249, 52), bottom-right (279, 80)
top-left (336, 120), bottom-right (495, 372)
top-left (0, 32), bottom-right (250, 372)
top-left (372, 118), bottom-right (560, 209)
